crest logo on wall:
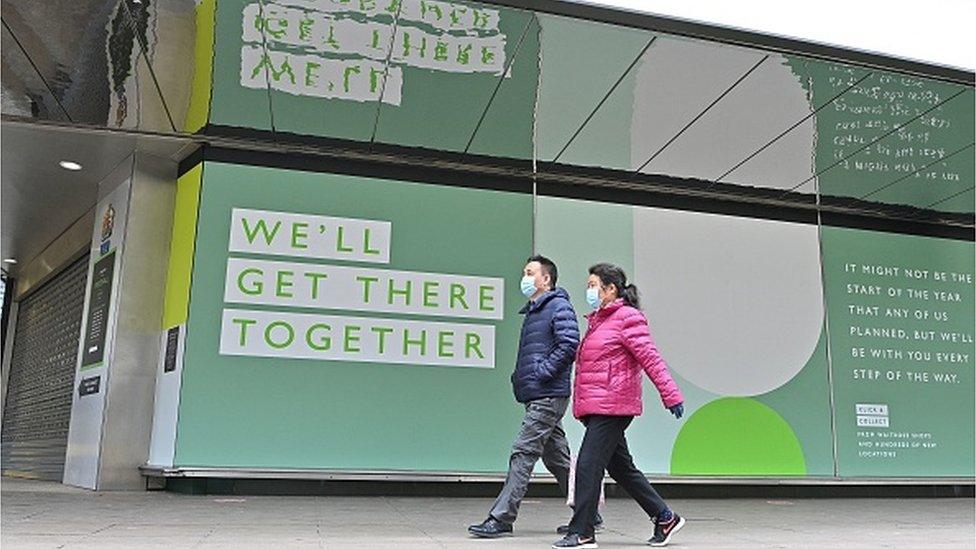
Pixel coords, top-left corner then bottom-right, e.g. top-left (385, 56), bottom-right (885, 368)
top-left (100, 204), bottom-right (116, 256)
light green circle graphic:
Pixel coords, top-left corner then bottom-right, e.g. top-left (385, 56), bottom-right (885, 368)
top-left (670, 398), bottom-right (806, 476)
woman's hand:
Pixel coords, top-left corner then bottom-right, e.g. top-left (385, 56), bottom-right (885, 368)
top-left (668, 403), bottom-right (684, 419)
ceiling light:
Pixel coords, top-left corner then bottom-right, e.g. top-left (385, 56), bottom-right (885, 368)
top-left (59, 160), bottom-right (82, 171)
top-left (2, 258), bottom-right (17, 264)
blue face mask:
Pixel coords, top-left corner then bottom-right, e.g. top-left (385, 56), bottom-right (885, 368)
top-left (586, 287), bottom-right (601, 309)
top-left (521, 276), bottom-right (538, 298)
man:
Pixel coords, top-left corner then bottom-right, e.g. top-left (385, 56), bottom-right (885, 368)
top-left (469, 255), bottom-right (599, 538)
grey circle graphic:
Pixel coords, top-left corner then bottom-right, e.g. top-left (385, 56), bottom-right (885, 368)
top-left (632, 208), bottom-right (824, 396)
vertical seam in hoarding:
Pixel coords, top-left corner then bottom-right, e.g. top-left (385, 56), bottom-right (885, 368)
top-left (814, 173), bottom-right (841, 478)
top-left (369, 1), bottom-right (404, 145)
top-left (255, 0), bottom-right (277, 132)
top-left (532, 15), bottom-right (543, 255)
top-left (805, 64), bottom-right (842, 476)
top-left (531, 21), bottom-right (540, 255)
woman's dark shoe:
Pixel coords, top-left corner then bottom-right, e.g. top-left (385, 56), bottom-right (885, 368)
top-left (647, 513), bottom-right (685, 546)
top-left (467, 517), bottom-right (513, 538)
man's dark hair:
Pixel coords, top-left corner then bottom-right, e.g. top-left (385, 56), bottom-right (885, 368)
top-left (527, 255), bottom-right (558, 289)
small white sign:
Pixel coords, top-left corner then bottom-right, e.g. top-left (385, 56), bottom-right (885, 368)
top-left (855, 404), bottom-right (889, 416)
top-left (857, 416), bottom-right (890, 428)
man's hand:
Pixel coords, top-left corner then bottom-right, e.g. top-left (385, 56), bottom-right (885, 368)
top-left (668, 403), bottom-right (684, 419)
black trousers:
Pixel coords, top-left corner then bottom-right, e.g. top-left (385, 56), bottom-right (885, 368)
top-left (568, 415), bottom-right (669, 537)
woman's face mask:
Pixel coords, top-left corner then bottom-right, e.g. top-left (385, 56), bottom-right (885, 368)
top-left (585, 286), bottom-right (601, 309)
top-left (586, 274), bottom-right (610, 309)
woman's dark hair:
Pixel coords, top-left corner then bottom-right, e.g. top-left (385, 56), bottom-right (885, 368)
top-left (588, 263), bottom-right (640, 309)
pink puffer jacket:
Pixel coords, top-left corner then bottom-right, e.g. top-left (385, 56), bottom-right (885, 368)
top-left (573, 299), bottom-right (683, 419)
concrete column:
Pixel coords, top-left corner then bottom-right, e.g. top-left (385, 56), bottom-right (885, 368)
top-left (63, 152), bottom-right (177, 490)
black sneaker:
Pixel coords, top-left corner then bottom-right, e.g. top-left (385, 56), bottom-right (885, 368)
top-left (467, 517), bottom-right (513, 538)
top-left (647, 513), bottom-right (685, 546)
top-left (556, 520), bottom-right (605, 535)
top-left (552, 533), bottom-right (598, 548)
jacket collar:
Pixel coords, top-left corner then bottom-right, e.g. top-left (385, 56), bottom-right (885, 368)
top-left (577, 299), bottom-right (626, 359)
top-left (585, 298), bottom-right (625, 320)
top-left (519, 287), bottom-right (570, 314)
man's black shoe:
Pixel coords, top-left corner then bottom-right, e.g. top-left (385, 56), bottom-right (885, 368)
top-left (647, 513), bottom-right (685, 546)
top-left (468, 517), bottom-right (513, 538)
top-left (552, 533), bottom-right (598, 548)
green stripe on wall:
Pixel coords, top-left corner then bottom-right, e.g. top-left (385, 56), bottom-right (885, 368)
top-left (162, 164), bottom-right (203, 328)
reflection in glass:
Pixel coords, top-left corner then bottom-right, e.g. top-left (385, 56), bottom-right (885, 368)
top-left (533, 13), bottom-right (652, 167)
top-left (242, 0), bottom-right (400, 139)
top-left (1, 0), bottom-right (970, 219)
top-left (372, 0), bottom-right (537, 156)
top-left (859, 140), bottom-right (974, 214)
top-left (121, 0), bottom-right (198, 133)
top-left (790, 62), bottom-right (973, 212)
top-left (635, 51), bottom-right (813, 187)
top-left (210, 0), bottom-right (274, 131)
top-left (2, 0), bottom-right (180, 132)
top-left (1, 23), bottom-right (70, 121)
top-left (541, 32), bottom-right (774, 176)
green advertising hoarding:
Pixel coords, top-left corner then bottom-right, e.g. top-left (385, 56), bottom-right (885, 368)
top-left (172, 161), bottom-right (974, 478)
top-left (535, 197), bottom-right (974, 478)
top-left (822, 227), bottom-right (975, 476)
top-left (535, 196), bottom-right (835, 477)
top-left (176, 162), bottom-right (532, 471)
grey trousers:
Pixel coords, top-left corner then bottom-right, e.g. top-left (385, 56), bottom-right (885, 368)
top-left (489, 396), bottom-right (571, 524)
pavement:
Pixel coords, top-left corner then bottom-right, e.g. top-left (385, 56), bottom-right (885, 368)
top-left (1, 477), bottom-right (974, 548)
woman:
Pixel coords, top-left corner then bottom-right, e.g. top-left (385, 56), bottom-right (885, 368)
top-left (553, 263), bottom-right (685, 549)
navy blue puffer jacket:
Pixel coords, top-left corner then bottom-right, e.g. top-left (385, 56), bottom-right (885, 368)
top-left (511, 288), bottom-right (580, 403)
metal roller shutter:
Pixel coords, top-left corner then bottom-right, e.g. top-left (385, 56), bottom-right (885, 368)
top-left (1, 255), bottom-right (89, 480)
